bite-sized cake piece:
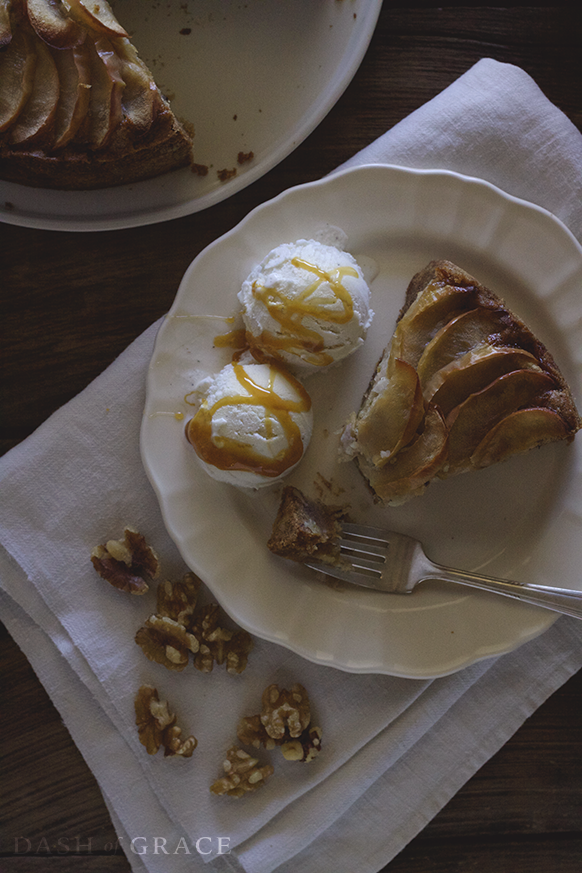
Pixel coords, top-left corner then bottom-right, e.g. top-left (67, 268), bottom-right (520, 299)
top-left (0, 0), bottom-right (194, 189)
top-left (341, 260), bottom-right (581, 505)
top-left (238, 238), bottom-right (373, 373)
top-left (185, 361), bottom-right (313, 490)
top-left (267, 485), bottom-right (346, 565)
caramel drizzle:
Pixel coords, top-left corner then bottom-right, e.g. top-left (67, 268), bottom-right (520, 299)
top-left (186, 362), bottom-right (311, 477)
top-left (250, 257), bottom-right (358, 366)
top-left (213, 327), bottom-right (247, 351)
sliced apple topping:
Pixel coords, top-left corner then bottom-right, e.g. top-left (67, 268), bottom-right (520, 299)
top-left (445, 369), bottom-right (557, 470)
top-left (62, 0), bottom-right (127, 37)
top-left (0, 0), bottom-right (12, 48)
top-left (471, 407), bottom-right (570, 469)
top-left (359, 404), bottom-right (448, 505)
top-left (26, 0), bottom-right (85, 48)
top-left (3, 4), bottom-right (156, 151)
top-left (0, 26), bottom-right (36, 132)
top-left (114, 37), bottom-right (159, 132)
top-left (425, 345), bottom-right (543, 416)
top-left (77, 34), bottom-right (124, 148)
top-left (391, 281), bottom-right (478, 367)
top-left (51, 41), bottom-right (91, 148)
top-left (351, 358), bottom-right (424, 466)
top-left (9, 31), bottom-right (60, 145)
top-left (416, 307), bottom-right (507, 387)
top-left (0, 0), bottom-right (194, 188)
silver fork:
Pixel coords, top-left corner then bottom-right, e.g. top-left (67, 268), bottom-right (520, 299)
top-left (306, 522), bottom-right (582, 620)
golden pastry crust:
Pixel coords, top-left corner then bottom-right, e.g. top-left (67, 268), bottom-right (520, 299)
top-left (0, 108), bottom-right (193, 188)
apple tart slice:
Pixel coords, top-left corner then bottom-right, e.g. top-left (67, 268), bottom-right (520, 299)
top-left (0, 0), bottom-right (194, 189)
top-left (341, 260), bottom-right (581, 505)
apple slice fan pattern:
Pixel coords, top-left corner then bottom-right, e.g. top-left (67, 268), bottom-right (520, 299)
top-left (0, 0), bottom-right (193, 189)
top-left (340, 260), bottom-right (581, 505)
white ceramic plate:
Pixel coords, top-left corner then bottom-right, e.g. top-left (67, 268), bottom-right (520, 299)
top-left (0, 0), bottom-right (382, 232)
top-left (141, 164), bottom-right (582, 678)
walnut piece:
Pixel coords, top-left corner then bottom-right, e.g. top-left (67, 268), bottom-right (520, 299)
top-left (210, 746), bottom-right (274, 798)
top-left (237, 683), bottom-right (322, 762)
top-left (91, 527), bottom-right (159, 594)
top-left (237, 714), bottom-right (277, 751)
top-left (260, 683), bottom-right (311, 740)
top-left (135, 615), bottom-right (200, 671)
top-left (281, 725), bottom-right (323, 762)
top-left (225, 630), bottom-right (254, 675)
top-left (135, 685), bottom-right (197, 758)
top-left (135, 573), bottom-right (253, 674)
top-left (163, 723), bottom-right (199, 758)
top-left (156, 573), bottom-right (201, 625)
top-left (192, 603), bottom-right (254, 674)
top-left (192, 603), bottom-right (233, 672)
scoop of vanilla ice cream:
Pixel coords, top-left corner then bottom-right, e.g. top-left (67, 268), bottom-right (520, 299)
top-left (186, 360), bottom-right (313, 489)
top-left (238, 238), bottom-right (373, 373)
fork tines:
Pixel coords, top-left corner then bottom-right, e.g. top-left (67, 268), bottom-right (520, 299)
top-left (338, 523), bottom-right (388, 577)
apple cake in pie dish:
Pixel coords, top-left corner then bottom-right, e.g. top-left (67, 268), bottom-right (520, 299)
top-left (0, 0), bottom-right (194, 189)
top-left (341, 259), bottom-right (581, 505)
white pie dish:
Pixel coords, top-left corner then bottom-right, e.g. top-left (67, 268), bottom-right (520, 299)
top-left (0, 0), bottom-right (382, 232)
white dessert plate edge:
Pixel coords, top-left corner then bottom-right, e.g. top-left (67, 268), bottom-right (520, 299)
top-left (141, 163), bottom-right (582, 678)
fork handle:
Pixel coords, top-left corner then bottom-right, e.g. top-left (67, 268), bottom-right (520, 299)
top-left (426, 562), bottom-right (582, 620)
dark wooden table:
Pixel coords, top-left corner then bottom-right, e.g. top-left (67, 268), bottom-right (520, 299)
top-left (2, 5), bottom-right (582, 871)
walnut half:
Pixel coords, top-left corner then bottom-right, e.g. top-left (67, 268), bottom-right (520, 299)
top-left (156, 573), bottom-right (201, 625)
top-left (135, 574), bottom-right (253, 674)
top-left (237, 683), bottom-right (322, 763)
top-left (135, 615), bottom-right (200, 672)
top-left (91, 528), bottom-right (159, 594)
top-left (210, 746), bottom-right (274, 798)
top-left (192, 603), bottom-right (254, 674)
top-left (134, 685), bottom-right (197, 758)
top-left (260, 683), bottom-right (311, 741)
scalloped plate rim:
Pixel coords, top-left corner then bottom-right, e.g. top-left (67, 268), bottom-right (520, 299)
top-left (141, 163), bottom-right (582, 678)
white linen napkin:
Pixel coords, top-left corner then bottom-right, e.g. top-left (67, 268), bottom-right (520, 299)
top-left (2, 58), bottom-right (582, 873)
